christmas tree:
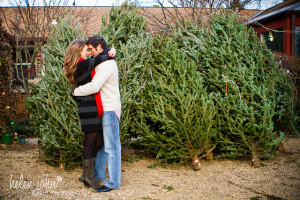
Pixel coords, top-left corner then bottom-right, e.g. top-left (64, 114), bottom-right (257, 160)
top-left (100, 2), bottom-right (152, 143)
top-left (133, 10), bottom-right (295, 167)
top-left (170, 11), bottom-right (291, 166)
top-left (25, 6), bottom-right (296, 169)
top-left (100, 2), bottom-right (146, 49)
top-left (138, 35), bottom-right (218, 166)
top-left (27, 15), bottom-right (86, 168)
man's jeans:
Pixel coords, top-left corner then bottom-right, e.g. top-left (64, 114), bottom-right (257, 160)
top-left (94, 111), bottom-right (121, 189)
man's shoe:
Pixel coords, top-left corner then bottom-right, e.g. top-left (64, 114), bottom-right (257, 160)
top-left (96, 185), bottom-right (113, 192)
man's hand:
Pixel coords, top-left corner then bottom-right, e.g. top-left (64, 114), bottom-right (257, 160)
top-left (108, 48), bottom-right (116, 58)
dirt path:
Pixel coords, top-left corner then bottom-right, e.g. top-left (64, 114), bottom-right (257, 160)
top-left (0, 138), bottom-right (299, 200)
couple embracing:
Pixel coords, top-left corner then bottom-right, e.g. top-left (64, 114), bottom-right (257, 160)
top-left (63, 36), bottom-right (121, 193)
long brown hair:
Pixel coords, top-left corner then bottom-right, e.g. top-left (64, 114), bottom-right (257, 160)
top-left (63, 39), bottom-right (86, 87)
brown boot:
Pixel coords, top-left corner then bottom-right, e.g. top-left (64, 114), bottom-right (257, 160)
top-left (80, 158), bottom-right (102, 189)
top-left (79, 159), bottom-right (86, 184)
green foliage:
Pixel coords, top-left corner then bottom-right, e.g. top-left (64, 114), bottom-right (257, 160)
top-left (141, 197), bottom-right (151, 200)
top-left (169, 10), bottom-right (292, 163)
top-left (13, 120), bottom-right (35, 137)
top-left (44, 15), bottom-right (86, 71)
top-left (0, 19), bottom-right (17, 135)
top-left (273, 71), bottom-right (298, 136)
top-left (26, 5), bottom-right (296, 168)
top-left (116, 35), bottom-right (154, 142)
top-left (27, 15), bottom-right (86, 168)
top-left (99, 7), bottom-right (296, 165)
top-left (250, 197), bottom-right (263, 200)
top-left (101, 2), bottom-right (147, 49)
top-left (123, 155), bottom-right (141, 163)
top-left (100, 4), bottom-right (151, 143)
top-left (163, 185), bottom-right (174, 191)
top-left (138, 36), bottom-right (218, 163)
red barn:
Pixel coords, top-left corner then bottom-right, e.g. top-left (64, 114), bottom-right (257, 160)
top-left (245, 0), bottom-right (300, 57)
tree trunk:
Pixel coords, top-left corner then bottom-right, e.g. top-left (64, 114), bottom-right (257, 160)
top-left (59, 152), bottom-right (64, 171)
top-left (206, 152), bottom-right (213, 160)
top-left (251, 150), bottom-right (260, 168)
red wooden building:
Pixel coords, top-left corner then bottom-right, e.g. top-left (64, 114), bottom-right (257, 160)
top-left (245, 0), bottom-right (300, 57)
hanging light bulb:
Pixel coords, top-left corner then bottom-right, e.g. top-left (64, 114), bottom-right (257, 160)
top-left (6, 106), bottom-right (10, 109)
top-left (2, 92), bottom-right (5, 95)
top-left (52, 18), bottom-right (58, 25)
top-left (269, 31), bottom-right (274, 42)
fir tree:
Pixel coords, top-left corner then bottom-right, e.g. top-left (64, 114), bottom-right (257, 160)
top-left (27, 15), bottom-right (86, 168)
top-left (99, 3), bottom-right (151, 143)
top-left (134, 10), bottom-right (295, 167)
top-left (100, 2), bottom-right (146, 49)
top-left (138, 36), bottom-right (218, 165)
top-left (172, 11), bottom-right (291, 166)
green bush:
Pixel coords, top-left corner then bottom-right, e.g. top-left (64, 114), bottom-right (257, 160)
top-left (168, 11), bottom-right (291, 165)
top-left (27, 15), bottom-right (86, 168)
top-left (13, 120), bottom-right (35, 137)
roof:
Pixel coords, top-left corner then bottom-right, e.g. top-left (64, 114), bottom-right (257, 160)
top-left (245, 0), bottom-right (300, 24)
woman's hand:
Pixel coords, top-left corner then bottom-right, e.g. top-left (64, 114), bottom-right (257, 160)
top-left (108, 48), bottom-right (116, 58)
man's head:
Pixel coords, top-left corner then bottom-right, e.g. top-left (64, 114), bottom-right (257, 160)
top-left (86, 36), bottom-right (108, 57)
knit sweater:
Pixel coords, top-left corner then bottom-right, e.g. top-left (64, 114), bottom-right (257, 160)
top-left (74, 51), bottom-right (112, 132)
top-left (73, 60), bottom-right (121, 112)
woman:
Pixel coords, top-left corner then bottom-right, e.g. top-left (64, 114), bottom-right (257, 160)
top-left (63, 39), bottom-right (115, 190)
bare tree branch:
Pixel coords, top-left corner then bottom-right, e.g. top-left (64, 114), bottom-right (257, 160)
top-left (137, 0), bottom-right (264, 31)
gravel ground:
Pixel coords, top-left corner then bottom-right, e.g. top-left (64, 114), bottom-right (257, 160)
top-left (0, 138), bottom-right (299, 200)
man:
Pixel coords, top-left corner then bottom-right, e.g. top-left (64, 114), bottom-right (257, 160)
top-left (73, 36), bottom-right (121, 192)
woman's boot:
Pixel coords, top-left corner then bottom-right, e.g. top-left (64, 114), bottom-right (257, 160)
top-left (80, 158), bottom-right (102, 189)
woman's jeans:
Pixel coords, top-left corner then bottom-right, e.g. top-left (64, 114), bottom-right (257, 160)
top-left (94, 111), bottom-right (121, 189)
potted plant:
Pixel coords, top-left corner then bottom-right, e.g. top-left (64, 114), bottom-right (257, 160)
top-left (1, 130), bottom-right (13, 145)
top-left (0, 120), bottom-right (14, 145)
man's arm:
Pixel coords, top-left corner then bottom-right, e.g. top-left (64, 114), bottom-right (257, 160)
top-left (73, 62), bottom-right (114, 96)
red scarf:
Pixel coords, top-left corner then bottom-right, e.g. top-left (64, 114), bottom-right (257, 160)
top-left (78, 58), bottom-right (104, 118)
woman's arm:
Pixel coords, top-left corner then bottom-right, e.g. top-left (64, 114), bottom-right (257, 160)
top-left (108, 48), bottom-right (116, 57)
top-left (93, 48), bottom-right (116, 67)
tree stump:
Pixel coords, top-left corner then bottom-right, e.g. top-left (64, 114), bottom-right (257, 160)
top-left (192, 156), bottom-right (201, 171)
top-left (251, 151), bottom-right (261, 168)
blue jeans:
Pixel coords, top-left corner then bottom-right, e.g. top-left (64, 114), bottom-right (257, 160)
top-left (94, 111), bottom-right (121, 189)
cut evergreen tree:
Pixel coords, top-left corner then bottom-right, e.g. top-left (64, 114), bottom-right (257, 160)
top-left (137, 35), bottom-right (218, 167)
top-left (25, 6), bottom-right (296, 169)
top-left (27, 15), bottom-right (86, 169)
top-left (172, 11), bottom-right (291, 166)
top-left (101, 2), bottom-right (146, 49)
top-left (135, 10), bottom-right (295, 167)
top-left (99, 2), bottom-right (152, 143)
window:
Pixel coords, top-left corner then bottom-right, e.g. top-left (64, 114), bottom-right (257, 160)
top-left (295, 26), bottom-right (300, 56)
top-left (13, 63), bottom-right (37, 86)
top-left (260, 28), bottom-right (283, 52)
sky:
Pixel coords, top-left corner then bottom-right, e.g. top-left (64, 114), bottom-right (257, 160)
top-left (0, 0), bottom-right (283, 10)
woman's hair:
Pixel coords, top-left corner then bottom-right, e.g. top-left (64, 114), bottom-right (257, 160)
top-left (63, 39), bottom-right (86, 87)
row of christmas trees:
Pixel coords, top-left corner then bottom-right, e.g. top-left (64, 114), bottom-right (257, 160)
top-left (27, 4), bottom-right (297, 169)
